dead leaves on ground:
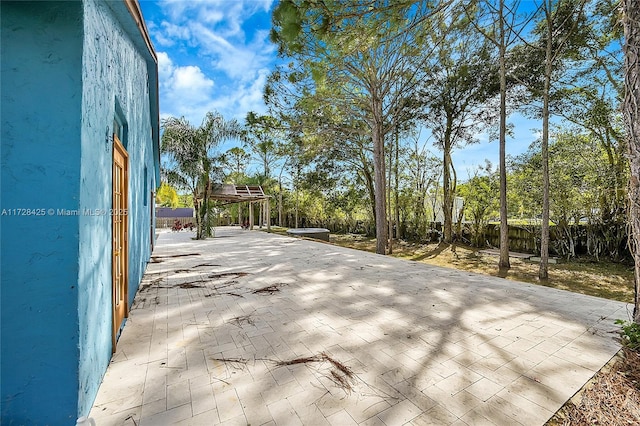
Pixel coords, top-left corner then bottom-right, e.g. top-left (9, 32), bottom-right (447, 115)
top-left (228, 313), bottom-right (255, 327)
top-left (150, 253), bottom-right (201, 263)
top-left (551, 347), bottom-right (640, 426)
top-left (137, 263), bottom-right (287, 304)
top-left (212, 352), bottom-right (356, 393)
top-left (252, 284), bottom-right (283, 294)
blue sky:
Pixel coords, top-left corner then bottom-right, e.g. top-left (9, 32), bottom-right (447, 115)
top-left (139, 0), bottom-right (276, 123)
top-left (139, 0), bottom-right (540, 181)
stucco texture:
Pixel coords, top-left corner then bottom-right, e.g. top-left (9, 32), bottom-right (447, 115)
top-left (1, 2), bottom-right (84, 424)
top-left (1, 0), bottom-right (158, 423)
top-left (78, 0), bottom-right (156, 417)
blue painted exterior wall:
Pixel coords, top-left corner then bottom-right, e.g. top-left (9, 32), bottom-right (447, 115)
top-left (1, 2), bottom-right (84, 423)
top-left (77, 0), bottom-right (158, 416)
top-left (1, 1), bottom-right (160, 423)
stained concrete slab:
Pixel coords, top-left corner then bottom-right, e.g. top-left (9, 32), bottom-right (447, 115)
top-left (90, 227), bottom-right (630, 425)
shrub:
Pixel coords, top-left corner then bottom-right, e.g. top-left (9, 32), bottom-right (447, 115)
top-left (615, 319), bottom-right (640, 351)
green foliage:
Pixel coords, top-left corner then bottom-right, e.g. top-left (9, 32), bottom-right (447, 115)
top-left (261, 0), bottom-right (628, 264)
top-left (510, 128), bottom-right (629, 259)
top-left (615, 320), bottom-right (640, 350)
top-left (156, 183), bottom-right (180, 208)
top-left (270, 0), bottom-right (302, 52)
top-left (220, 146), bottom-right (250, 184)
top-left (269, 0), bottom-right (453, 253)
top-left (245, 112), bottom-right (289, 182)
top-left (161, 111), bottom-right (245, 239)
top-left (177, 194), bottom-right (192, 208)
top-left (458, 164), bottom-right (499, 246)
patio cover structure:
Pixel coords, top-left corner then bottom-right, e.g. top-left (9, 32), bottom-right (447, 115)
top-left (199, 184), bottom-right (271, 230)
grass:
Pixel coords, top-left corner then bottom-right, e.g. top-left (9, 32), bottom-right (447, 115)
top-left (267, 226), bottom-right (634, 303)
top-left (328, 233), bottom-right (635, 304)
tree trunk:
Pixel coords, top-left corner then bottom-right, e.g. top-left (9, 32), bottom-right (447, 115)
top-left (443, 131), bottom-right (453, 243)
top-left (498, 0), bottom-right (511, 269)
top-left (539, 9), bottom-right (553, 281)
top-left (295, 189), bottom-right (299, 228)
top-left (372, 95), bottom-right (387, 255)
top-left (249, 202), bottom-right (254, 230)
top-left (623, 0), bottom-right (640, 322)
top-left (394, 133), bottom-right (400, 240)
top-left (193, 190), bottom-right (203, 239)
top-left (295, 164), bottom-right (300, 228)
top-left (387, 137), bottom-right (393, 254)
top-left (278, 179), bottom-right (283, 227)
top-left (361, 166), bottom-right (377, 228)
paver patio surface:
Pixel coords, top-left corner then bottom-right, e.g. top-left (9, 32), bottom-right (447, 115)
top-left (90, 227), bottom-right (630, 425)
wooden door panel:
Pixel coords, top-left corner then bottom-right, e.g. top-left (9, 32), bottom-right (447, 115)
top-left (112, 135), bottom-right (128, 351)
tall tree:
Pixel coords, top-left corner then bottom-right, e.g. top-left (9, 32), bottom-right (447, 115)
top-left (553, 0), bottom-right (627, 256)
top-left (510, 0), bottom-right (588, 277)
top-left (401, 134), bottom-right (441, 239)
top-left (161, 112), bottom-right (244, 239)
top-left (458, 163), bottom-right (499, 247)
top-left (467, 0), bottom-right (532, 269)
top-left (420, 13), bottom-right (499, 243)
top-left (221, 147), bottom-right (250, 181)
top-left (265, 65), bottom-right (381, 227)
top-left (622, 0), bottom-right (640, 322)
top-left (510, 130), bottom-right (622, 259)
top-left (246, 112), bottom-right (285, 182)
top-left (534, 0), bottom-right (588, 279)
top-left (271, 0), bottom-right (448, 254)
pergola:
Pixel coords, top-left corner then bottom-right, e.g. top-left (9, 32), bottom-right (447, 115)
top-left (198, 183), bottom-right (271, 231)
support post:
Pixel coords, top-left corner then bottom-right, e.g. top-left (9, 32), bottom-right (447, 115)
top-left (249, 202), bottom-right (254, 230)
top-left (266, 198), bottom-right (271, 231)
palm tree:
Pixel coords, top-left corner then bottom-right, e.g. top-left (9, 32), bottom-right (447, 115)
top-left (161, 111), bottom-right (245, 239)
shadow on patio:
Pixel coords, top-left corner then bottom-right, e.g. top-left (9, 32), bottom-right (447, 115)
top-left (90, 226), bottom-right (629, 425)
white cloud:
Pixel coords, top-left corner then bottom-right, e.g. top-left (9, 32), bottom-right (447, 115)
top-left (145, 1), bottom-right (277, 125)
top-left (147, 0), bottom-right (276, 81)
top-left (161, 21), bottom-right (191, 43)
top-left (235, 68), bottom-right (270, 116)
top-left (173, 66), bottom-right (214, 92)
top-left (156, 0), bottom-right (273, 40)
top-left (157, 51), bottom-right (174, 82)
top-left (156, 53), bottom-right (269, 124)
top-left (189, 22), bottom-right (269, 81)
top-left (198, 9), bottom-right (224, 25)
top-left (156, 51), bottom-right (217, 123)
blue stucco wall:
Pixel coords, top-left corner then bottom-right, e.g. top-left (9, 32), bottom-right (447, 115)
top-left (0, 2), bottom-right (83, 424)
top-left (1, 1), bottom-right (158, 422)
top-left (77, 0), bottom-right (156, 416)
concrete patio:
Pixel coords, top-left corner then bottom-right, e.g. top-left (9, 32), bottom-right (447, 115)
top-left (89, 227), bottom-right (630, 425)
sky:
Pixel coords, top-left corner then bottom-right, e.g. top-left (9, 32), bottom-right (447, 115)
top-left (139, 0), bottom-right (540, 181)
top-left (139, 0), bottom-right (276, 123)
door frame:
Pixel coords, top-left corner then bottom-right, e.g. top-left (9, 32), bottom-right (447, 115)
top-left (112, 134), bottom-right (129, 351)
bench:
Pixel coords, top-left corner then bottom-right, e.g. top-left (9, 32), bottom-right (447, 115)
top-left (286, 228), bottom-right (330, 242)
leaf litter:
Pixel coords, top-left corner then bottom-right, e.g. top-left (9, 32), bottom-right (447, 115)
top-left (211, 352), bottom-right (356, 393)
top-left (549, 347), bottom-right (640, 426)
top-left (252, 284), bottom-right (285, 294)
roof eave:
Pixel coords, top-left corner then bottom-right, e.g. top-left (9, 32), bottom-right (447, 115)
top-left (122, 0), bottom-right (161, 188)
